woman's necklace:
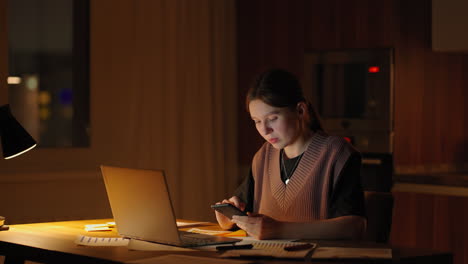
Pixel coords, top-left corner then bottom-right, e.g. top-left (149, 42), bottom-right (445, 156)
top-left (280, 149), bottom-right (304, 185)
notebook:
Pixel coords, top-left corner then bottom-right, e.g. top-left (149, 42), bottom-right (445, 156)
top-left (100, 165), bottom-right (241, 247)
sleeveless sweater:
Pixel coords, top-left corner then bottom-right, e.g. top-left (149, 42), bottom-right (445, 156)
top-left (251, 132), bottom-right (357, 222)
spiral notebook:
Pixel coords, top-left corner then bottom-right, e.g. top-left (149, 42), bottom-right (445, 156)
top-left (220, 241), bottom-right (317, 259)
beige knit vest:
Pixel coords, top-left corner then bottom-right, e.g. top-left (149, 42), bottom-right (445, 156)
top-left (252, 132), bottom-right (355, 222)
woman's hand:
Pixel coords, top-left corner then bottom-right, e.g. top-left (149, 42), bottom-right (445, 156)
top-left (231, 213), bottom-right (282, 240)
top-left (214, 196), bottom-right (245, 230)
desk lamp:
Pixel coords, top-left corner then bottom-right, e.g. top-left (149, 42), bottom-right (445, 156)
top-left (0, 104), bottom-right (37, 230)
top-left (0, 104), bottom-right (37, 159)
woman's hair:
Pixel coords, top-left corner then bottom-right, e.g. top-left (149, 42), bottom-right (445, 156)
top-left (246, 68), bottom-right (323, 132)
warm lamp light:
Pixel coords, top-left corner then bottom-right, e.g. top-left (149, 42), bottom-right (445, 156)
top-left (0, 104), bottom-right (36, 230)
top-left (0, 104), bottom-right (37, 159)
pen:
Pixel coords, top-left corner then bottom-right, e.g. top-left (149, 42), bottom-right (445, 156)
top-left (216, 244), bottom-right (254, 251)
top-left (284, 243), bottom-right (315, 251)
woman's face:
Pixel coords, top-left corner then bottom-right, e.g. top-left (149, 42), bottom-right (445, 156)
top-left (249, 99), bottom-right (300, 150)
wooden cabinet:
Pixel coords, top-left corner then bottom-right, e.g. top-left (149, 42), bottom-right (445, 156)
top-left (391, 186), bottom-right (468, 264)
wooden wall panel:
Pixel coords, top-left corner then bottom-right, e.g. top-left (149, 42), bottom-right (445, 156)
top-left (393, 0), bottom-right (468, 171)
top-left (0, 174), bottom-right (112, 224)
top-left (391, 191), bottom-right (468, 264)
top-left (393, 0), bottom-right (426, 169)
top-left (305, 0), bottom-right (396, 50)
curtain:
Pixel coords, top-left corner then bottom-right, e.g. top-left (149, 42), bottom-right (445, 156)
top-left (91, 0), bottom-right (238, 221)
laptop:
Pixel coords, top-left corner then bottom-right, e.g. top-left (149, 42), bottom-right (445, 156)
top-left (100, 165), bottom-right (241, 247)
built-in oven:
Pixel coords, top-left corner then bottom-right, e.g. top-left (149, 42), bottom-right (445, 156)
top-left (303, 48), bottom-right (394, 191)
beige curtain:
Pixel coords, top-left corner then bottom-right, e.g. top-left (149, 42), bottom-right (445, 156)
top-left (91, 0), bottom-right (238, 221)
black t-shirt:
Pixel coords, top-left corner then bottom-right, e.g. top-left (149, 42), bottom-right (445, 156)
top-left (233, 152), bottom-right (366, 218)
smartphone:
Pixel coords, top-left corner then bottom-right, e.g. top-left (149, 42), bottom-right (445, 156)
top-left (211, 203), bottom-right (247, 219)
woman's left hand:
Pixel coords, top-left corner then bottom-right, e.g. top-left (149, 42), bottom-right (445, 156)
top-left (231, 213), bottom-right (282, 240)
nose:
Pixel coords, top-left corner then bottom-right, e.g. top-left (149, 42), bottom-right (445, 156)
top-left (258, 122), bottom-right (272, 136)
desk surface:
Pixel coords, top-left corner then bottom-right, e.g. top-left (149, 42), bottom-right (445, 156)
top-left (0, 219), bottom-right (452, 264)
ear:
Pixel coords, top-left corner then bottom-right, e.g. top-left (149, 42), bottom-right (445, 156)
top-left (296, 102), bottom-right (307, 115)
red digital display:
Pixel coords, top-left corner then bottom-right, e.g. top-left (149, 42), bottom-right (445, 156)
top-left (368, 66), bottom-right (380, 73)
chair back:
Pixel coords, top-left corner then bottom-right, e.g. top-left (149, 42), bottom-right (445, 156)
top-left (364, 191), bottom-right (394, 243)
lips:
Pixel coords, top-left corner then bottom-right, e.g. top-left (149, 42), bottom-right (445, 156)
top-left (268, 138), bottom-right (278, 144)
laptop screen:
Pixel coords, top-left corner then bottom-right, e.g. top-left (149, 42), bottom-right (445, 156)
top-left (100, 165), bottom-right (181, 245)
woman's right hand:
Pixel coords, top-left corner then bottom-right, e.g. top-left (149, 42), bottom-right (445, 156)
top-left (214, 196), bottom-right (246, 230)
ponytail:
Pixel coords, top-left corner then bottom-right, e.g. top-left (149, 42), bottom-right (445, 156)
top-left (306, 102), bottom-right (324, 132)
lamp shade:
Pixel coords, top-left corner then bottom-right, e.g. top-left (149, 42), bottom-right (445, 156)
top-left (0, 104), bottom-right (37, 159)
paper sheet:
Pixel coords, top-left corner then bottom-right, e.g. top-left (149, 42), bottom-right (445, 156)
top-left (221, 229), bottom-right (247, 237)
top-left (85, 222), bottom-right (116, 232)
top-left (75, 235), bottom-right (129, 246)
top-left (126, 254), bottom-right (251, 264)
top-left (84, 221), bottom-right (206, 232)
top-left (176, 221), bottom-right (210, 228)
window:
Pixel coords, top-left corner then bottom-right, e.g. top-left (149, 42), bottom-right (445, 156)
top-left (7, 0), bottom-right (89, 147)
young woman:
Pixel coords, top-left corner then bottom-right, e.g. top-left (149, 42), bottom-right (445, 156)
top-left (214, 69), bottom-right (366, 240)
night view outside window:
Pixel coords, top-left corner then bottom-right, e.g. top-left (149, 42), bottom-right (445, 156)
top-left (7, 0), bottom-right (89, 147)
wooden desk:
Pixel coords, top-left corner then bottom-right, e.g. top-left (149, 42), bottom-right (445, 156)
top-left (0, 219), bottom-right (452, 264)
